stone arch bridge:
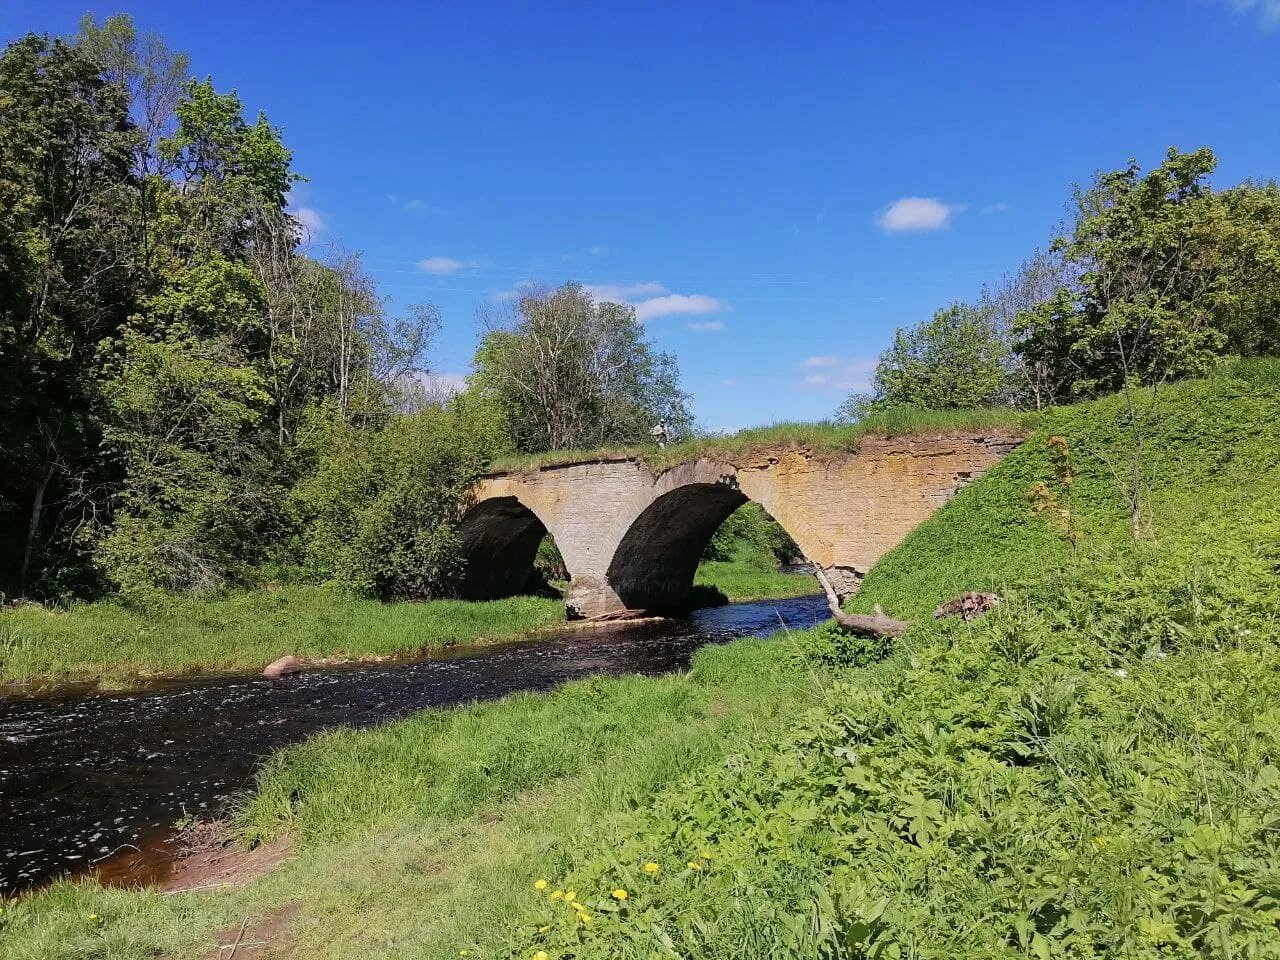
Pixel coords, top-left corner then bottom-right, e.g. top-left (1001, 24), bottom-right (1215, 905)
top-left (456, 431), bottom-right (1021, 619)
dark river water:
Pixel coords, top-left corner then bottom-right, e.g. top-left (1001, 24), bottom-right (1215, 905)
top-left (0, 593), bottom-right (827, 895)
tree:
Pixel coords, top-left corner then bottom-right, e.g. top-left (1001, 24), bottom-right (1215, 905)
top-left (1017, 147), bottom-right (1280, 399)
top-left (978, 248), bottom-right (1078, 409)
top-left (472, 283), bottom-right (692, 452)
top-left (0, 34), bottom-right (139, 594)
top-left (75, 14), bottom-right (190, 176)
top-left (845, 302), bottom-right (1011, 415)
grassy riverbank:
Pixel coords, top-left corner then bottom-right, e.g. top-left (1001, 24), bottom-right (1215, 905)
top-left (0, 587), bottom-right (565, 688)
top-left (694, 560), bottom-right (817, 603)
top-left (0, 561), bottom-right (810, 687)
top-left (4, 364), bottom-right (1278, 959)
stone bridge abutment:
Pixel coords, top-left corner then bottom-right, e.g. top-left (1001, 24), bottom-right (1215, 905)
top-left (456, 431), bottom-right (1021, 619)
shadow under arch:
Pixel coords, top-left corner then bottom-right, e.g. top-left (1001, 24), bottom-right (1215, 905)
top-left (605, 480), bottom-right (754, 615)
top-left (455, 495), bottom-right (555, 600)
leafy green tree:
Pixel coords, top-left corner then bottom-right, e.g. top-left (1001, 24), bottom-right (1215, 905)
top-left (704, 503), bottom-right (800, 568)
top-left (472, 283), bottom-right (692, 453)
top-left (1018, 147), bottom-right (1280, 398)
top-left (841, 303), bottom-right (1011, 417)
top-left (0, 34), bottom-right (139, 594)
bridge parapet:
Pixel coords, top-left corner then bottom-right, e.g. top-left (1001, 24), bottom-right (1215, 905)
top-left (458, 431), bottom-right (1022, 618)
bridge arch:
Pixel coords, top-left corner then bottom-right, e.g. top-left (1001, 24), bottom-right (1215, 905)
top-left (605, 460), bottom-right (819, 615)
top-left (454, 495), bottom-right (560, 600)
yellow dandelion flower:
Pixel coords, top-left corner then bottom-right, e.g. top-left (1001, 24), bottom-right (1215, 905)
top-left (539, 925), bottom-right (550, 933)
top-left (87, 913), bottom-right (99, 921)
top-left (699, 849), bottom-right (712, 860)
top-left (459, 952), bottom-right (469, 957)
top-left (611, 888), bottom-right (628, 900)
top-left (564, 890), bottom-right (577, 902)
top-left (643, 861), bottom-right (660, 874)
top-left (534, 878), bottom-right (549, 890)
top-left (534, 952), bottom-right (549, 960)
top-left (1092, 835), bottom-right (1110, 849)
top-left (549, 889), bottom-right (563, 901)
top-left (579, 913), bottom-right (592, 925)
top-left (687, 861), bottom-right (702, 870)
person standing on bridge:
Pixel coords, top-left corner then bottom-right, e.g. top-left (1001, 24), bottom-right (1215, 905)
top-left (650, 419), bottom-right (670, 448)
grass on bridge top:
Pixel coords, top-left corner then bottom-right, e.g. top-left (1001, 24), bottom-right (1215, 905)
top-left (486, 405), bottom-right (1029, 474)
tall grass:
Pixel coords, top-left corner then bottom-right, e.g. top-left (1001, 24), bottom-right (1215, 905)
top-left (489, 406), bottom-right (1027, 474)
top-left (0, 586), bottom-right (563, 687)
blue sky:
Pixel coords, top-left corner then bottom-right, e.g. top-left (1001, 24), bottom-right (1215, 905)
top-left (4, 1), bottom-right (1279, 430)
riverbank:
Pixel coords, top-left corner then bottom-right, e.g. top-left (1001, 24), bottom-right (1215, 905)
top-left (0, 629), bottom-right (827, 959)
top-left (0, 561), bottom-right (813, 688)
top-left (0, 587), bottom-right (565, 689)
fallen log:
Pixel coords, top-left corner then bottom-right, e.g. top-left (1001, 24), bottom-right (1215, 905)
top-left (812, 565), bottom-right (910, 638)
top-left (933, 591), bottom-right (1000, 621)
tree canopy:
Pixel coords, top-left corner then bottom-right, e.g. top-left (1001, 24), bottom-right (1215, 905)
top-left (472, 283), bottom-right (693, 453)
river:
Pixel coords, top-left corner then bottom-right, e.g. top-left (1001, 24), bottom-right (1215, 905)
top-left (0, 592), bottom-right (827, 895)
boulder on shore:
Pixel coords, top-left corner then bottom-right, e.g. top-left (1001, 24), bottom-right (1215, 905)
top-left (262, 655), bottom-right (303, 680)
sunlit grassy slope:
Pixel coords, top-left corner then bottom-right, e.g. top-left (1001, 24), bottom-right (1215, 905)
top-left (4, 362), bottom-right (1278, 959)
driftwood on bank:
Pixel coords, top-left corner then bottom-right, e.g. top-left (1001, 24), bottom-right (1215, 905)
top-left (811, 566), bottom-right (910, 638)
top-left (810, 566), bottom-right (998, 638)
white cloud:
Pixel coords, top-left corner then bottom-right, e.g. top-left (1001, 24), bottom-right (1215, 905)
top-left (419, 371), bottom-right (467, 395)
top-left (1212, 0), bottom-right (1280, 30)
top-left (582, 282), bottom-right (667, 303)
top-left (877, 196), bottom-right (960, 232)
top-left (418, 256), bottom-right (469, 275)
top-left (291, 206), bottom-right (326, 243)
top-left (803, 355), bottom-right (843, 368)
top-left (633, 293), bottom-right (727, 322)
top-left (687, 319), bottom-right (726, 333)
top-left (798, 355), bottom-right (877, 391)
top-left (981, 201), bottom-right (1010, 215)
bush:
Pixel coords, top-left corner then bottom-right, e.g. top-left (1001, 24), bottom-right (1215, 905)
top-left (288, 398), bottom-right (507, 599)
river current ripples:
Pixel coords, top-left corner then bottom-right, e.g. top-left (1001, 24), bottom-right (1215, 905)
top-left (0, 592), bottom-right (827, 894)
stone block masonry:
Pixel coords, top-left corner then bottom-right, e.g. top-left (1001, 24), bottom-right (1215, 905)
top-left (457, 431), bottom-right (1022, 619)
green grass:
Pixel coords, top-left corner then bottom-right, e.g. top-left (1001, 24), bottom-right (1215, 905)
top-left (693, 560), bottom-right (817, 603)
top-left (0, 586), bottom-right (564, 688)
top-left (0, 635), bottom-right (825, 960)
top-left (489, 405), bottom-right (1027, 474)
top-left (6, 363), bottom-right (1279, 959)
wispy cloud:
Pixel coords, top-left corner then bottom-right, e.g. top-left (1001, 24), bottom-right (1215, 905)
top-left (1210, 0), bottom-right (1280, 30)
top-left (634, 293), bottom-right (727, 322)
top-left (291, 206), bottom-right (327, 244)
top-left (582, 282), bottom-right (730, 323)
top-left (877, 196), bottom-right (963, 232)
top-left (799, 355), bottom-right (877, 391)
top-left (561, 244), bottom-right (610, 261)
top-left (687, 319), bottom-right (726, 333)
top-left (981, 201), bottom-right (1010, 215)
top-left (418, 256), bottom-right (470, 275)
top-left (419, 371), bottom-right (467, 395)
top-left (583, 282), bottom-right (667, 303)
top-left (405, 198), bottom-right (447, 216)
